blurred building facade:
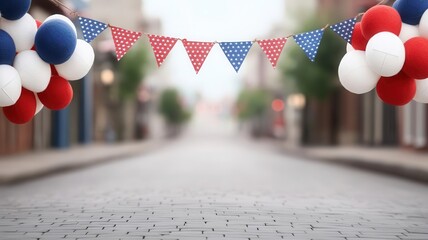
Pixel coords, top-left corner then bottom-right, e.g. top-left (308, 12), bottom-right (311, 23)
top-left (87, 0), bottom-right (145, 142)
top-left (88, 0), bottom-right (171, 142)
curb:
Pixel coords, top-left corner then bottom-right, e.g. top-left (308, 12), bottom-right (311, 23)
top-left (0, 140), bottom-right (164, 185)
top-left (280, 147), bottom-right (428, 184)
top-left (318, 157), bottom-right (428, 184)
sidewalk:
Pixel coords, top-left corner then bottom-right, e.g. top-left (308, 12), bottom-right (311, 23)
top-left (282, 145), bottom-right (428, 183)
top-left (0, 140), bottom-right (161, 185)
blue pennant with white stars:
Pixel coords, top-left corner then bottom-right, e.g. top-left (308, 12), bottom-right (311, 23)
top-left (293, 29), bottom-right (324, 62)
top-left (330, 17), bottom-right (357, 43)
top-left (219, 41), bottom-right (253, 72)
top-left (78, 17), bottom-right (108, 43)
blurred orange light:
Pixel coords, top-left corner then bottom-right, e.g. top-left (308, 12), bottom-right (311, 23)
top-left (272, 99), bottom-right (285, 112)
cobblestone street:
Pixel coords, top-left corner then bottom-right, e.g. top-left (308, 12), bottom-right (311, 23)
top-left (1, 119), bottom-right (428, 240)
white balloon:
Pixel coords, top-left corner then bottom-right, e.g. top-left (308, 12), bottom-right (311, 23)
top-left (420, 10), bottom-right (428, 38)
top-left (346, 43), bottom-right (354, 52)
top-left (0, 65), bottom-right (22, 107)
top-left (0, 13), bottom-right (37, 52)
top-left (399, 23), bottom-right (420, 43)
top-left (14, 50), bottom-right (51, 93)
top-left (339, 50), bottom-right (380, 94)
top-left (44, 14), bottom-right (77, 37)
top-left (34, 94), bottom-right (44, 115)
top-left (55, 40), bottom-right (95, 81)
top-left (414, 79), bottom-right (428, 103)
top-left (365, 32), bottom-right (405, 77)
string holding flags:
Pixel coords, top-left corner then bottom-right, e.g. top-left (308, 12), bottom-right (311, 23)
top-left (69, 7), bottom-right (365, 71)
top-left (46, 0), bottom-right (423, 79)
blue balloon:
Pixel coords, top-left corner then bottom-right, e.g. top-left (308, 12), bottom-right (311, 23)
top-left (393, 0), bottom-right (428, 25)
top-left (0, 0), bottom-right (32, 20)
top-left (0, 30), bottom-right (16, 65)
top-left (35, 20), bottom-right (77, 65)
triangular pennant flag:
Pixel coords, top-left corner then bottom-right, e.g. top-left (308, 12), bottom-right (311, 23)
top-left (78, 17), bottom-right (108, 43)
top-left (219, 41), bottom-right (253, 72)
top-left (110, 26), bottom-right (142, 61)
top-left (293, 29), bottom-right (324, 62)
top-left (257, 38), bottom-right (287, 68)
top-left (330, 17), bottom-right (357, 43)
top-left (182, 40), bottom-right (215, 74)
top-left (148, 34), bottom-right (178, 67)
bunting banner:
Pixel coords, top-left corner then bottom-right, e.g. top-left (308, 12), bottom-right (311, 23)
top-left (330, 17), bottom-right (357, 43)
top-left (148, 34), bottom-right (178, 67)
top-left (219, 41), bottom-right (253, 72)
top-left (69, 2), bottom-right (400, 75)
top-left (110, 26), bottom-right (142, 61)
top-left (257, 38), bottom-right (288, 69)
top-left (78, 17), bottom-right (108, 43)
top-left (182, 40), bottom-right (215, 74)
top-left (73, 15), bottom-right (363, 72)
top-left (294, 29), bottom-right (325, 62)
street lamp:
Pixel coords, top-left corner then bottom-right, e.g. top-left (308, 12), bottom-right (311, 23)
top-left (286, 94), bottom-right (306, 147)
top-left (287, 94), bottom-right (306, 109)
top-left (100, 68), bottom-right (114, 86)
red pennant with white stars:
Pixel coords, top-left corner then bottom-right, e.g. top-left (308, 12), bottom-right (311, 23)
top-left (182, 40), bottom-right (215, 74)
top-left (257, 38), bottom-right (287, 68)
top-left (110, 26), bottom-right (142, 61)
top-left (148, 34), bottom-right (178, 67)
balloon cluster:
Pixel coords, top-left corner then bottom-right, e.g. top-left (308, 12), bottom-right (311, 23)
top-left (0, 0), bottom-right (94, 124)
top-left (339, 0), bottom-right (428, 106)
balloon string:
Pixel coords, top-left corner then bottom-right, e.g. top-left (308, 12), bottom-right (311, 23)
top-left (356, 0), bottom-right (389, 19)
top-left (48, 0), bottom-right (79, 17)
top-left (377, 0), bottom-right (390, 6)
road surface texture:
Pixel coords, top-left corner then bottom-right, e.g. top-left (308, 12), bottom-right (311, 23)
top-left (1, 116), bottom-right (428, 240)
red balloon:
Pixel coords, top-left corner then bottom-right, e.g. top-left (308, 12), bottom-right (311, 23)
top-left (35, 20), bottom-right (42, 28)
top-left (376, 72), bottom-right (416, 106)
top-left (403, 37), bottom-right (428, 80)
top-left (351, 23), bottom-right (369, 51)
top-left (50, 64), bottom-right (58, 76)
top-left (361, 5), bottom-right (402, 39)
top-left (31, 20), bottom-right (43, 51)
top-left (3, 88), bottom-right (36, 124)
top-left (37, 76), bottom-right (73, 110)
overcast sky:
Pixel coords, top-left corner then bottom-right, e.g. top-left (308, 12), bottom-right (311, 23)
top-left (143, 0), bottom-right (285, 102)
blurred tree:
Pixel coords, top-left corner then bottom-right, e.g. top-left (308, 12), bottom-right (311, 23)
top-left (280, 18), bottom-right (347, 145)
top-left (236, 89), bottom-right (270, 121)
top-left (159, 88), bottom-right (191, 125)
top-left (111, 44), bottom-right (153, 141)
top-left (117, 44), bottom-right (152, 100)
top-left (280, 19), bottom-right (345, 99)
